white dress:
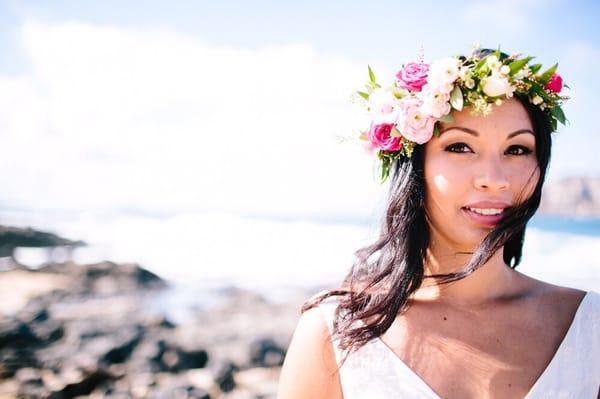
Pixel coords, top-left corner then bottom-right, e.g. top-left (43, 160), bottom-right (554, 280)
top-left (317, 290), bottom-right (600, 398)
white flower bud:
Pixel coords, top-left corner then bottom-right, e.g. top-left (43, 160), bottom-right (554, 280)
top-left (482, 75), bottom-right (511, 97)
top-left (486, 55), bottom-right (500, 70)
top-left (486, 55), bottom-right (499, 66)
top-left (532, 95), bottom-right (543, 105)
top-left (514, 66), bottom-right (530, 80)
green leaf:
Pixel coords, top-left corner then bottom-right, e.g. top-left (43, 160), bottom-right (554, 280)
top-left (474, 56), bottom-right (488, 72)
top-left (433, 123), bottom-right (441, 137)
top-left (438, 113), bottom-right (455, 123)
top-left (529, 63), bottom-right (542, 74)
top-left (390, 127), bottom-right (402, 137)
top-left (550, 106), bottom-right (566, 125)
top-left (529, 80), bottom-right (552, 101)
top-left (450, 85), bottom-right (463, 111)
top-left (366, 80), bottom-right (381, 90)
top-left (539, 63), bottom-right (558, 85)
top-left (380, 155), bottom-right (390, 183)
top-left (368, 65), bottom-right (377, 84)
top-left (563, 83), bottom-right (571, 89)
top-left (508, 56), bottom-right (533, 76)
top-left (551, 117), bottom-right (558, 131)
top-left (357, 91), bottom-right (370, 100)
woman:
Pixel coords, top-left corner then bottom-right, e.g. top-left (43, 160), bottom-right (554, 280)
top-left (277, 48), bottom-right (600, 398)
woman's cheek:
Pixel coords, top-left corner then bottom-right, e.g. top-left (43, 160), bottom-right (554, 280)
top-left (509, 159), bottom-right (539, 201)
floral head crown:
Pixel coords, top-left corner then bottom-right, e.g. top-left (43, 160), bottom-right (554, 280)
top-left (356, 47), bottom-right (569, 182)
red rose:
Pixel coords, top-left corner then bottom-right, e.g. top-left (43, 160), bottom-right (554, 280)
top-left (545, 73), bottom-right (563, 93)
top-left (367, 122), bottom-right (402, 152)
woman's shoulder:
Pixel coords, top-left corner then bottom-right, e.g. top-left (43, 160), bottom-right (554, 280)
top-left (522, 279), bottom-right (599, 325)
top-left (277, 296), bottom-right (343, 399)
top-left (516, 273), bottom-right (589, 302)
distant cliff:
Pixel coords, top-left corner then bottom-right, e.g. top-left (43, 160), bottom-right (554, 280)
top-left (539, 176), bottom-right (600, 217)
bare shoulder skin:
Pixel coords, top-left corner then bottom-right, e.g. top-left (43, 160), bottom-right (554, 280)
top-left (278, 274), bottom-right (589, 399)
top-left (380, 274), bottom-right (589, 398)
top-left (277, 307), bottom-right (343, 399)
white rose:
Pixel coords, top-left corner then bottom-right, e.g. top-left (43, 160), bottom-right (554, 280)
top-left (422, 100), bottom-right (450, 119)
top-left (420, 84), bottom-right (451, 118)
top-left (458, 66), bottom-right (470, 80)
top-left (427, 57), bottom-right (460, 90)
top-left (369, 88), bottom-right (401, 123)
top-left (481, 74), bottom-right (512, 97)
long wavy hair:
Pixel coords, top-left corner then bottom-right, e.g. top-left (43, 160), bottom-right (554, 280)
top-left (302, 48), bottom-right (555, 361)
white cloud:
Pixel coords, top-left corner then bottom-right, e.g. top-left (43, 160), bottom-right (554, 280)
top-left (0, 20), bottom-right (388, 218)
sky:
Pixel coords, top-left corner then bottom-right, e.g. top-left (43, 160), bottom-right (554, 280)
top-left (0, 0), bottom-right (599, 221)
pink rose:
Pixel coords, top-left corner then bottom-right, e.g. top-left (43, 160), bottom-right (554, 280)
top-left (367, 122), bottom-right (402, 152)
top-left (545, 73), bottom-right (563, 93)
top-left (396, 97), bottom-right (436, 144)
top-left (396, 62), bottom-right (429, 92)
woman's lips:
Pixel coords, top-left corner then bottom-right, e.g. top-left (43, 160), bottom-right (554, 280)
top-left (461, 207), bottom-right (506, 227)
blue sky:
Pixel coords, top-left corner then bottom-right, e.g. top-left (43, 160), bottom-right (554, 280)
top-left (2, 0), bottom-right (599, 73)
top-left (0, 0), bottom-right (599, 218)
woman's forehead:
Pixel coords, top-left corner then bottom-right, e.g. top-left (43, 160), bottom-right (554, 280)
top-left (441, 98), bottom-right (533, 133)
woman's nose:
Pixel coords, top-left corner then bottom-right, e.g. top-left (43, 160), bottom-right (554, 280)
top-left (474, 157), bottom-right (510, 191)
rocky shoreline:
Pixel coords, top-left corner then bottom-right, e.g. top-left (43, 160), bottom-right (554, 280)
top-left (0, 261), bottom-right (315, 398)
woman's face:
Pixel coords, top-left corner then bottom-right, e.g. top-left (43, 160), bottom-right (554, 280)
top-left (423, 97), bottom-right (540, 252)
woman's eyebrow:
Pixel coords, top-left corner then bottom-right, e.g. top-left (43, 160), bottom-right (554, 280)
top-left (439, 126), bottom-right (534, 138)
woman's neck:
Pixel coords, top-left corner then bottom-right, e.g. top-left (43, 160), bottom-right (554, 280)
top-left (413, 244), bottom-right (524, 308)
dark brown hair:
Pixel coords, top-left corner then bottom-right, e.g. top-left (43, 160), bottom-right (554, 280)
top-left (302, 48), bottom-right (554, 361)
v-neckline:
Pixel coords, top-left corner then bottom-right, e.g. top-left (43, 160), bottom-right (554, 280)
top-left (368, 291), bottom-right (590, 399)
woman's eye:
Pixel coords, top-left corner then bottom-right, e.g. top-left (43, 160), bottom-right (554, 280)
top-left (444, 143), bottom-right (533, 156)
top-left (506, 145), bottom-right (533, 156)
top-left (444, 143), bottom-right (471, 153)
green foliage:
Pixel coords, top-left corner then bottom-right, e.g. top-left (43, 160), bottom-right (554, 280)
top-left (401, 137), bottom-right (415, 158)
top-left (450, 86), bottom-right (463, 111)
top-left (550, 106), bottom-right (566, 125)
top-left (529, 63), bottom-right (542, 74)
top-left (529, 80), bottom-right (553, 102)
top-left (509, 56), bottom-right (533, 76)
top-left (368, 65), bottom-right (377, 85)
top-left (438, 113), bottom-right (454, 123)
top-left (539, 63), bottom-right (558, 85)
top-left (474, 55), bottom-right (488, 73)
top-left (357, 91), bottom-right (369, 100)
top-left (377, 150), bottom-right (401, 183)
top-left (380, 154), bottom-right (390, 182)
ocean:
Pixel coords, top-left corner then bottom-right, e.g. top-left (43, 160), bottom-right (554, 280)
top-left (2, 209), bottom-right (599, 321)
